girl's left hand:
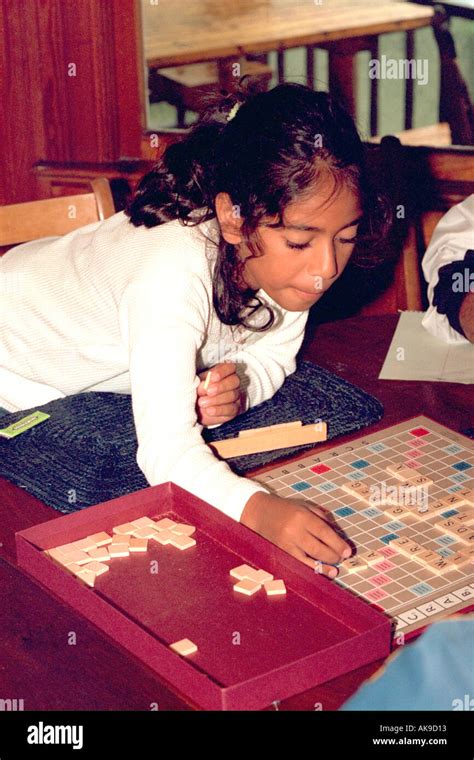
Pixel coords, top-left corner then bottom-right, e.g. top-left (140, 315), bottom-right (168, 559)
top-left (196, 362), bottom-right (245, 426)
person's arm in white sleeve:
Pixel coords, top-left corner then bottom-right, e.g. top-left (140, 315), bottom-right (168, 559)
top-left (232, 307), bottom-right (309, 412)
top-left (421, 195), bottom-right (474, 344)
top-left (119, 270), bottom-right (269, 523)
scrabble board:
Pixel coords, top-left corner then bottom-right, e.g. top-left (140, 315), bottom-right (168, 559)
top-left (252, 416), bottom-right (474, 642)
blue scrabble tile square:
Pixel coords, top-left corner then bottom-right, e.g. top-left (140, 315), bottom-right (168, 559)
top-left (435, 535), bottom-right (457, 547)
top-left (441, 509), bottom-right (459, 518)
top-left (316, 481), bottom-right (338, 492)
top-left (291, 481), bottom-right (311, 492)
top-left (452, 461), bottom-right (472, 471)
top-left (346, 471), bottom-right (367, 481)
top-left (438, 547), bottom-right (455, 557)
top-left (367, 443), bottom-right (387, 453)
top-left (385, 520), bottom-right (406, 532)
top-left (411, 583), bottom-right (434, 596)
top-left (362, 507), bottom-right (384, 519)
top-left (350, 459), bottom-right (370, 469)
top-left (380, 533), bottom-right (399, 544)
top-left (334, 506), bottom-right (356, 518)
top-left (444, 444), bottom-right (463, 455)
top-left (449, 473), bottom-right (470, 483)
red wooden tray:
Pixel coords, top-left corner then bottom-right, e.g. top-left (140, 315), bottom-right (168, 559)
top-left (15, 482), bottom-right (392, 710)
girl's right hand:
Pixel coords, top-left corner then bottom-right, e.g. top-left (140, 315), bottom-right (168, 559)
top-left (240, 491), bottom-right (352, 578)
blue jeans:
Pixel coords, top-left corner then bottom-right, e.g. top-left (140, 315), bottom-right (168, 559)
top-left (0, 407), bottom-right (10, 418)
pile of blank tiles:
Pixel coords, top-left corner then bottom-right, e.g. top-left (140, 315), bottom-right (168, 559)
top-left (44, 516), bottom-right (196, 587)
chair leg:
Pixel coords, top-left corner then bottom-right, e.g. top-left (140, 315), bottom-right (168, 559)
top-left (405, 30), bottom-right (415, 131)
top-left (176, 103), bottom-right (186, 129)
top-left (306, 45), bottom-right (315, 90)
top-left (277, 49), bottom-right (285, 83)
top-left (369, 38), bottom-right (379, 136)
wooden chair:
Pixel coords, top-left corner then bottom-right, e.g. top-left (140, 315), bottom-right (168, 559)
top-left (0, 178), bottom-right (115, 248)
top-left (360, 139), bottom-right (474, 315)
top-left (306, 139), bottom-right (474, 327)
top-left (148, 59), bottom-right (273, 128)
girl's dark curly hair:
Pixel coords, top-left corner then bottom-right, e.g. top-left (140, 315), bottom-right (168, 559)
top-left (125, 78), bottom-right (391, 332)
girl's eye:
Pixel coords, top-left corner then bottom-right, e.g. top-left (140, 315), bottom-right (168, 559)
top-left (285, 240), bottom-right (311, 250)
top-left (338, 236), bottom-right (359, 245)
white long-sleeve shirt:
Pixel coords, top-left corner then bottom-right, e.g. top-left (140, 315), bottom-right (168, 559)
top-left (0, 210), bottom-right (309, 521)
top-left (421, 195), bottom-right (474, 344)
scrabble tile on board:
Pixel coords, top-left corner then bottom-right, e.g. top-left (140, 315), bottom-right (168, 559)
top-left (170, 638), bottom-right (198, 656)
top-left (153, 518), bottom-right (177, 532)
top-left (407, 505), bottom-right (431, 520)
top-left (359, 550), bottom-right (383, 566)
top-left (386, 463), bottom-right (417, 480)
top-left (383, 505), bottom-right (409, 518)
top-left (396, 541), bottom-right (425, 559)
top-left (440, 494), bottom-right (467, 509)
top-left (169, 534), bottom-right (196, 551)
top-left (113, 522), bottom-right (137, 535)
top-left (424, 555), bottom-right (454, 574)
top-left (233, 579), bottom-right (262, 596)
top-left (430, 500), bottom-right (449, 511)
top-left (415, 550), bottom-right (440, 565)
top-left (341, 481), bottom-right (372, 503)
top-left (171, 523), bottom-right (196, 536)
top-left (449, 552), bottom-right (470, 568)
top-left (457, 488), bottom-right (474, 506)
top-left (229, 564), bottom-right (257, 581)
top-left (403, 474), bottom-right (433, 487)
top-left (455, 509), bottom-right (474, 524)
top-left (129, 537), bottom-right (148, 552)
top-left (342, 556), bottom-right (368, 573)
top-left (263, 579), bottom-right (286, 596)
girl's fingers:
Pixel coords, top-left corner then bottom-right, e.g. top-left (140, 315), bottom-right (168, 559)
top-left (199, 389), bottom-right (239, 408)
top-left (293, 548), bottom-right (340, 579)
top-left (206, 373), bottom-right (240, 396)
top-left (300, 532), bottom-right (343, 566)
top-left (306, 512), bottom-right (351, 560)
top-left (202, 402), bottom-right (240, 422)
top-left (212, 362), bottom-right (236, 380)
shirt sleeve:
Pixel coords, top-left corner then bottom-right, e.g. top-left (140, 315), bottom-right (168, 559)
top-left (119, 270), bottom-right (269, 523)
top-left (233, 307), bottom-right (309, 411)
top-left (421, 195), bottom-right (474, 344)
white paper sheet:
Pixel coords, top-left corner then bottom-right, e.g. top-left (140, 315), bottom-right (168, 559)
top-left (379, 311), bottom-right (474, 384)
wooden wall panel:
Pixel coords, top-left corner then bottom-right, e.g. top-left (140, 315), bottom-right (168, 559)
top-left (0, 0), bottom-right (146, 205)
top-left (0, 0), bottom-right (46, 203)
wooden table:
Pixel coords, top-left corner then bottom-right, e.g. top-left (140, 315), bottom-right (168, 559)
top-left (141, 0), bottom-right (434, 125)
top-left (1, 314), bottom-right (472, 711)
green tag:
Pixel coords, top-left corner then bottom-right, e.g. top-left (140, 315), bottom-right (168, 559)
top-left (0, 411), bottom-right (50, 439)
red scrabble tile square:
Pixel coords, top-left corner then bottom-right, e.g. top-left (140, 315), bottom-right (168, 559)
top-left (309, 464), bottom-right (331, 474)
top-left (409, 427), bottom-right (430, 437)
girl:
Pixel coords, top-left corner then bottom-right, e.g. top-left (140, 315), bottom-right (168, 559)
top-left (0, 82), bottom-right (388, 578)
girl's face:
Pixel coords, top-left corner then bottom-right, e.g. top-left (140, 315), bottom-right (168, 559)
top-left (217, 179), bottom-right (363, 312)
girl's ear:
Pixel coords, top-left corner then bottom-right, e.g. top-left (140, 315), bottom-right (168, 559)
top-left (215, 192), bottom-right (244, 245)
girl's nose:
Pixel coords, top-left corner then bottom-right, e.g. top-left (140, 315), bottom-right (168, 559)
top-left (307, 241), bottom-right (338, 281)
